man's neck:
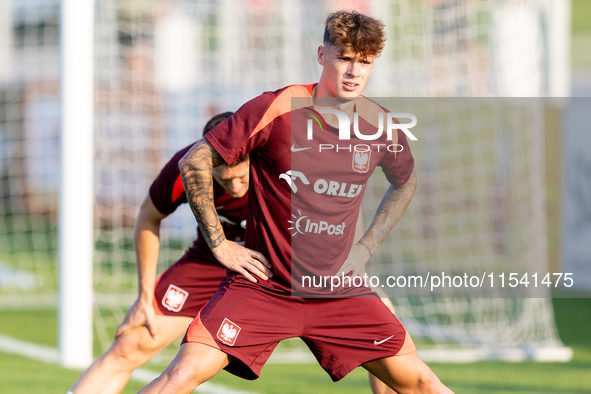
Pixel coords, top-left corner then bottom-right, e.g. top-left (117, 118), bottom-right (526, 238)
top-left (311, 84), bottom-right (357, 128)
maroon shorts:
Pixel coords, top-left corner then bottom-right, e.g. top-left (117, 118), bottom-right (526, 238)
top-left (183, 277), bottom-right (416, 382)
top-left (153, 251), bottom-right (228, 317)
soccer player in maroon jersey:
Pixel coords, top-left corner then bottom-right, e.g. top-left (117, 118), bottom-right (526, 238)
top-left (67, 110), bottom-right (398, 394)
top-left (139, 11), bottom-right (454, 394)
top-left (68, 112), bottom-right (249, 394)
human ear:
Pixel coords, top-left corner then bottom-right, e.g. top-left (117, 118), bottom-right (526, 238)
top-left (317, 45), bottom-right (325, 66)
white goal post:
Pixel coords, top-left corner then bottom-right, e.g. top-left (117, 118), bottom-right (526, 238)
top-left (58, 0), bottom-right (94, 368)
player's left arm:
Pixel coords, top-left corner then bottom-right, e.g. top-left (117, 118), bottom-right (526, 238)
top-left (341, 210), bottom-right (396, 314)
top-left (358, 169), bottom-right (417, 256)
top-left (337, 170), bottom-right (417, 277)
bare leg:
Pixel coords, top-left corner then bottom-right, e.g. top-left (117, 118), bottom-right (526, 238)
top-left (370, 372), bottom-right (399, 394)
top-left (70, 315), bottom-right (193, 394)
top-left (138, 342), bottom-right (231, 394)
top-left (363, 352), bottom-right (454, 394)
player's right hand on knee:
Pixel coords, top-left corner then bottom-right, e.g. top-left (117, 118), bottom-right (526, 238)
top-left (116, 298), bottom-right (159, 341)
top-left (212, 239), bottom-right (272, 283)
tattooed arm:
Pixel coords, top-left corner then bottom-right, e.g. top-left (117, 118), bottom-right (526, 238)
top-left (337, 170), bottom-right (417, 275)
top-left (359, 170), bottom-right (417, 255)
top-left (179, 139), bottom-right (272, 282)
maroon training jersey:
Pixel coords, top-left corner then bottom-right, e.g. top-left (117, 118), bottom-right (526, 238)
top-left (205, 84), bottom-right (414, 292)
top-left (149, 144), bottom-right (247, 263)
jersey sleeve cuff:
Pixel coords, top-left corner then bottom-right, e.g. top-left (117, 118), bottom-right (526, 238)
top-left (386, 159), bottom-right (415, 187)
top-left (204, 133), bottom-right (238, 166)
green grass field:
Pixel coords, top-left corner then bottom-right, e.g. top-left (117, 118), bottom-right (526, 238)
top-left (572, 0), bottom-right (591, 35)
top-left (1, 298), bottom-right (590, 394)
top-left (572, 0), bottom-right (591, 70)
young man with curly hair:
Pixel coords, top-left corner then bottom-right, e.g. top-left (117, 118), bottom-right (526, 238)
top-left (139, 11), bottom-right (453, 394)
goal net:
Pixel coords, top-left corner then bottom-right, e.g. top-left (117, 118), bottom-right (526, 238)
top-left (0, 0), bottom-right (570, 364)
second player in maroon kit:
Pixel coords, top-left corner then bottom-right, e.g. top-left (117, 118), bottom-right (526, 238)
top-left (68, 112), bottom-right (251, 394)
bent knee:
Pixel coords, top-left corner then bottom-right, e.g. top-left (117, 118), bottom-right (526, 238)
top-left (108, 331), bottom-right (158, 366)
top-left (166, 357), bottom-right (208, 388)
top-left (413, 369), bottom-right (445, 394)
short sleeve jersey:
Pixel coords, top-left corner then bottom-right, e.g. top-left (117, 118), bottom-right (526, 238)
top-left (149, 144), bottom-right (247, 262)
top-left (205, 84), bottom-right (414, 291)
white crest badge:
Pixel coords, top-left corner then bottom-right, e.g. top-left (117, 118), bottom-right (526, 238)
top-left (352, 150), bottom-right (371, 173)
top-left (162, 284), bottom-right (189, 312)
top-left (216, 318), bottom-right (242, 346)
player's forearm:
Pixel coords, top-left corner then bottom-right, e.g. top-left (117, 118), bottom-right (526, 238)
top-left (358, 171), bottom-right (417, 256)
top-left (179, 139), bottom-right (226, 250)
top-left (134, 202), bottom-right (164, 301)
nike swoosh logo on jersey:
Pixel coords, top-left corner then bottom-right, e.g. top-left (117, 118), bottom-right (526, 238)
top-left (291, 144), bottom-right (311, 152)
top-left (374, 335), bottom-right (394, 345)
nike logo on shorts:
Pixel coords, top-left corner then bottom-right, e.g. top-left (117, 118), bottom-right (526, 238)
top-left (291, 144), bottom-right (311, 152)
top-left (374, 335), bottom-right (394, 345)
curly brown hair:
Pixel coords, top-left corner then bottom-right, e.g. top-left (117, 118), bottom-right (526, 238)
top-left (323, 11), bottom-right (386, 58)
